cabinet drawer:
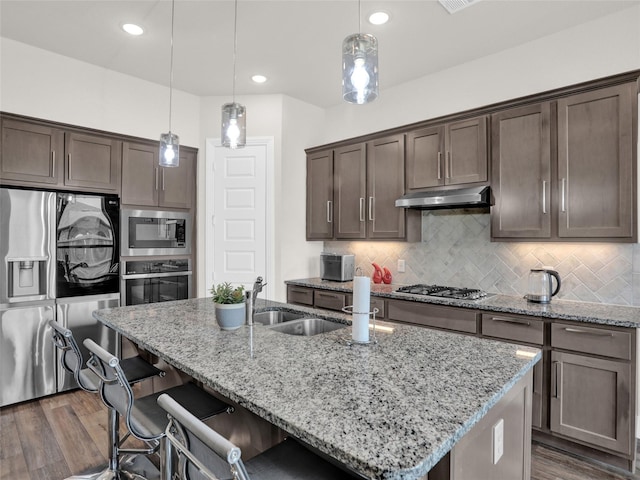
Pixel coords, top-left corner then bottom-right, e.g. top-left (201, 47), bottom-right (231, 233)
top-left (346, 295), bottom-right (386, 319)
top-left (314, 290), bottom-right (347, 311)
top-left (387, 300), bottom-right (477, 334)
top-left (551, 323), bottom-right (631, 360)
top-left (286, 286), bottom-right (314, 306)
top-left (482, 314), bottom-right (543, 345)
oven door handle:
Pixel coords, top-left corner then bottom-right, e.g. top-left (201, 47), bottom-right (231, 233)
top-left (122, 271), bottom-right (192, 280)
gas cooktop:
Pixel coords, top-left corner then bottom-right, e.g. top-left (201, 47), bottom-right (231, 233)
top-left (395, 284), bottom-right (490, 300)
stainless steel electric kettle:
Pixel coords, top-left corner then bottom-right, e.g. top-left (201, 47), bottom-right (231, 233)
top-left (526, 267), bottom-right (561, 303)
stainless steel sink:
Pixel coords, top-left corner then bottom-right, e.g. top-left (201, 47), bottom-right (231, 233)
top-left (268, 318), bottom-right (347, 336)
top-left (252, 310), bottom-right (306, 326)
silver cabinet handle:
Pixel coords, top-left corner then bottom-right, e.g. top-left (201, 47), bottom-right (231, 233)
top-left (326, 200), bottom-right (332, 223)
top-left (491, 316), bottom-right (531, 327)
top-left (162, 168), bottom-right (165, 190)
top-left (561, 178), bottom-right (566, 212)
top-left (542, 180), bottom-right (547, 214)
top-left (564, 327), bottom-right (613, 337)
top-left (359, 198), bottom-right (365, 222)
top-left (369, 197), bottom-right (374, 221)
top-left (317, 292), bottom-right (341, 299)
top-left (51, 151), bottom-right (56, 175)
top-left (437, 152), bottom-right (442, 180)
top-left (155, 167), bottom-right (159, 191)
top-left (446, 151), bottom-right (451, 179)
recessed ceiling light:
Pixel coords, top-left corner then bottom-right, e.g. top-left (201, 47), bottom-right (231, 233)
top-left (368, 11), bottom-right (389, 25)
top-left (122, 23), bottom-right (144, 36)
top-left (251, 75), bottom-right (267, 84)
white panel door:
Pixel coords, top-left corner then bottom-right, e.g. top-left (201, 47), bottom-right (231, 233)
top-left (207, 140), bottom-right (271, 298)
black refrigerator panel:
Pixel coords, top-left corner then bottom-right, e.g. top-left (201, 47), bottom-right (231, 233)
top-left (56, 192), bottom-right (120, 298)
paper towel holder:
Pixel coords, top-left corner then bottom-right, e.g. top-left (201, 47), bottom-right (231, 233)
top-left (341, 306), bottom-right (379, 346)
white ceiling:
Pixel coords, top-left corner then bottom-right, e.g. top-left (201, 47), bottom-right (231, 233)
top-left (1, 0), bottom-right (638, 108)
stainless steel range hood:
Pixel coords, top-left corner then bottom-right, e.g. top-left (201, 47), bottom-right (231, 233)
top-left (395, 186), bottom-right (491, 210)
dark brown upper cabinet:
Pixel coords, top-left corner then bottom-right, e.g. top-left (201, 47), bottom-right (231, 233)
top-left (406, 116), bottom-right (488, 191)
top-left (1, 117), bottom-right (120, 193)
top-left (334, 143), bottom-right (367, 239)
top-left (491, 103), bottom-right (552, 239)
top-left (65, 132), bottom-right (120, 192)
top-left (121, 141), bottom-right (194, 209)
top-left (557, 83), bottom-right (635, 239)
top-left (306, 149), bottom-right (334, 240)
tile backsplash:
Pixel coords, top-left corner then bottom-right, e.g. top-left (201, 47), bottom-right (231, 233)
top-left (325, 209), bottom-right (640, 306)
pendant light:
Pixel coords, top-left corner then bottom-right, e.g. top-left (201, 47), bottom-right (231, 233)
top-left (159, 0), bottom-right (179, 167)
top-left (342, 0), bottom-right (379, 104)
top-left (222, 0), bottom-right (246, 149)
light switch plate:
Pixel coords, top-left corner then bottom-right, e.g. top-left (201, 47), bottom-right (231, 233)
top-left (493, 418), bottom-right (504, 465)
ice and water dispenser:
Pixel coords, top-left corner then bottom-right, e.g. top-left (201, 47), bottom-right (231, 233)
top-left (7, 258), bottom-right (48, 300)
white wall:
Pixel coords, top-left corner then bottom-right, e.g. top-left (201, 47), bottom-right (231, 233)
top-left (321, 5), bottom-right (640, 144)
top-left (0, 38), bottom-right (201, 146)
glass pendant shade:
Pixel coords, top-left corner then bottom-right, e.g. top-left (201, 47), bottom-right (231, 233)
top-left (159, 132), bottom-right (180, 167)
top-left (221, 102), bottom-right (246, 149)
top-left (342, 33), bottom-right (379, 104)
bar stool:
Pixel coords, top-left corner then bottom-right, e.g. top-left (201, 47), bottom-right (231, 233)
top-left (84, 339), bottom-right (234, 480)
top-left (49, 320), bottom-right (165, 480)
top-left (157, 393), bottom-right (361, 480)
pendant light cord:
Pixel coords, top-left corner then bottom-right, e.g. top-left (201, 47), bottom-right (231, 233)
top-left (169, 0), bottom-right (175, 133)
top-left (232, 0), bottom-right (238, 102)
top-left (358, 0), bottom-right (361, 33)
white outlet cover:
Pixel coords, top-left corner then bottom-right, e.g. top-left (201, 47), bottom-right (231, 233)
top-left (492, 418), bottom-right (504, 464)
top-left (397, 259), bottom-right (406, 273)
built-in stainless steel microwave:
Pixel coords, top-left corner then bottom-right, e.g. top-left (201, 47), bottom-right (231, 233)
top-left (121, 209), bottom-right (191, 256)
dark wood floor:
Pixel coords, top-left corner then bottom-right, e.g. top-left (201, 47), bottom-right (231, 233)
top-left (1, 388), bottom-right (639, 480)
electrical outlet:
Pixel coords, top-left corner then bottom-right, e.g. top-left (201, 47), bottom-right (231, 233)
top-left (492, 418), bottom-right (504, 465)
top-left (397, 259), bottom-right (406, 273)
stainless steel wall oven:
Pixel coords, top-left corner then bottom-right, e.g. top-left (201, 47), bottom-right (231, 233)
top-left (121, 259), bottom-right (192, 306)
top-left (121, 209), bottom-right (191, 257)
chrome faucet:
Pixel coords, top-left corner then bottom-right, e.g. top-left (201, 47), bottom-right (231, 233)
top-left (246, 276), bottom-right (267, 326)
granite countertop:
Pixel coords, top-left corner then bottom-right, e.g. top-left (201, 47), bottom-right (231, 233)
top-left (286, 278), bottom-right (640, 328)
top-left (94, 298), bottom-right (539, 480)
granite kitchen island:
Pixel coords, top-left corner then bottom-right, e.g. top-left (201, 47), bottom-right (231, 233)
top-left (93, 298), bottom-right (540, 480)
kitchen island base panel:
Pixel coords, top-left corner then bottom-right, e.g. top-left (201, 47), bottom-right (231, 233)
top-left (428, 369), bottom-right (532, 480)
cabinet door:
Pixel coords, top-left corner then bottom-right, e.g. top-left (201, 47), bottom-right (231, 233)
top-left (306, 150), bottom-right (334, 240)
top-left (491, 103), bottom-right (551, 239)
top-left (65, 132), bottom-right (121, 192)
top-left (121, 142), bottom-right (159, 207)
top-left (445, 116), bottom-right (488, 185)
top-left (334, 143), bottom-right (366, 239)
top-left (367, 134), bottom-right (405, 239)
top-left (159, 149), bottom-right (194, 209)
top-left (1, 118), bottom-right (63, 185)
top-left (550, 351), bottom-right (631, 455)
top-left (557, 83), bottom-right (635, 238)
top-left (406, 126), bottom-right (444, 190)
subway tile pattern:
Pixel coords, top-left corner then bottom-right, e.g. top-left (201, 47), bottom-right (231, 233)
top-left (325, 210), bottom-right (639, 306)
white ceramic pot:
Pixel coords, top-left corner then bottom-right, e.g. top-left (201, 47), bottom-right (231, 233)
top-left (214, 302), bottom-right (246, 330)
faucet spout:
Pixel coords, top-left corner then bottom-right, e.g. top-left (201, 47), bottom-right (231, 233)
top-left (247, 276), bottom-right (267, 326)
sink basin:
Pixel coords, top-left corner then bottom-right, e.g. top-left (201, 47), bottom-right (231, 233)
top-left (253, 310), bottom-right (305, 326)
top-left (268, 318), bottom-right (347, 336)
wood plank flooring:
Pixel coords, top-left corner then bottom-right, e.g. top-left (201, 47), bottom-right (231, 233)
top-left (1, 388), bottom-right (640, 480)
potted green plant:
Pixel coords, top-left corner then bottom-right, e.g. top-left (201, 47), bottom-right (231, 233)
top-left (211, 282), bottom-right (246, 330)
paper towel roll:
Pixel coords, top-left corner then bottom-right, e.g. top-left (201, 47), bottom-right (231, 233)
top-left (352, 312), bottom-right (370, 343)
top-left (352, 276), bottom-right (371, 315)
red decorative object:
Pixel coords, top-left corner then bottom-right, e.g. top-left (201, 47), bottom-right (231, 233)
top-left (372, 262), bottom-right (383, 284)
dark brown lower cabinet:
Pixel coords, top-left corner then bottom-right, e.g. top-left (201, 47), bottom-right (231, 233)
top-left (387, 299), bottom-right (478, 334)
top-left (550, 350), bottom-right (632, 455)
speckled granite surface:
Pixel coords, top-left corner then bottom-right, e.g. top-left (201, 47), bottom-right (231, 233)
top-left (286, 278), bottom-right (640, 328)
top-left (94, 298), bottom-right (539, 480)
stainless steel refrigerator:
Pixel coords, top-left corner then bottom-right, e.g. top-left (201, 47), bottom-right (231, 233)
top-left (1, 187), bottom-right (121, 406)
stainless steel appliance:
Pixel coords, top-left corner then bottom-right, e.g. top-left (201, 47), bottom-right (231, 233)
top-left (121, 209), bottom-right (191, 256)
top-left (396, 284), bottom-right (490, 300)
top-left (0, 188), bottom-right (57, 406)
top-left (0, 187), bottom-right (122, 406)
top-left (526, 268), bottom-right (561, 303)
top-left (55, 191), bottom-right (121, 393)
top-left (320, 253), bottom-right (355, 282)
top-left (121, 259), bottom-right (192, 306)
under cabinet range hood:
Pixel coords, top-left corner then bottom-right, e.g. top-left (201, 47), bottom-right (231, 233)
top-left (395, 186), bottom-right (491, 210)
